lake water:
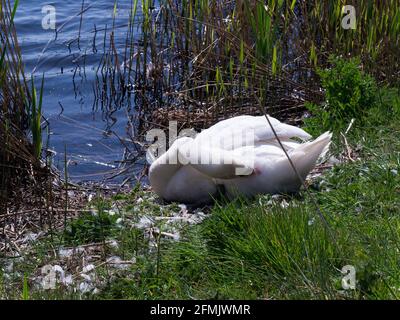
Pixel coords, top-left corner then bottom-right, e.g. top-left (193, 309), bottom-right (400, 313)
top-left (15, 0), bottom-right (143, 182)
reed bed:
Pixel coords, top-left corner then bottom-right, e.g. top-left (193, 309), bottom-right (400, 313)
top-left (0, 0), bottom-right (38, 208)
top-left (92, 0), bottom-right (399, 140)
top-left (0, 0), bottom-right (63, 253)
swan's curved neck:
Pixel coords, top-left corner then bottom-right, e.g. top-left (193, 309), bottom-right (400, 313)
top-left (148, 142), bottom-right (183, 198)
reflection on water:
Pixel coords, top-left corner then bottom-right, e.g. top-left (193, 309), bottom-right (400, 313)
top-left (15, 0), bottom-right (143, 182)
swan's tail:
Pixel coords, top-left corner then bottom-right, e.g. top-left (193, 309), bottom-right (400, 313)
top-left (289, 131), bottom-right (332, 179)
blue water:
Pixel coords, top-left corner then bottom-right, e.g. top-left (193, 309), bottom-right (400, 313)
top-left (14, 0), bottom-right (142, 182)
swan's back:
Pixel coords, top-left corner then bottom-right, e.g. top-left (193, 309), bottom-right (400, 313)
top-left (194, 115), bottom-right (311, 151)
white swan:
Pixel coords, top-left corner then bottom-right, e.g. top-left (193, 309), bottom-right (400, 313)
top-left (148, 115), bottom-right (332, 205)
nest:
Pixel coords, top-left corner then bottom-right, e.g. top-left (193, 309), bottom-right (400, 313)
top-left (145, 95), bottom-right (307, 134)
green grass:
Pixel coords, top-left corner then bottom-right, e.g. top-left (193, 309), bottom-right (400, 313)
top-left (63, 199), bottom-right (120, 246)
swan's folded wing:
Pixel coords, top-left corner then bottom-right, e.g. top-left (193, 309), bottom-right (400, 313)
top-left (178, 142), bottom-right (254, 178)
top-left (194, 115), bottom-right (311, 150)
top-left (248, 116), bottom-right (311, 143)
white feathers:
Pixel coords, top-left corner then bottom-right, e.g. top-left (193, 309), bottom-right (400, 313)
top-left (148, 115), bottom-right (331, 204)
